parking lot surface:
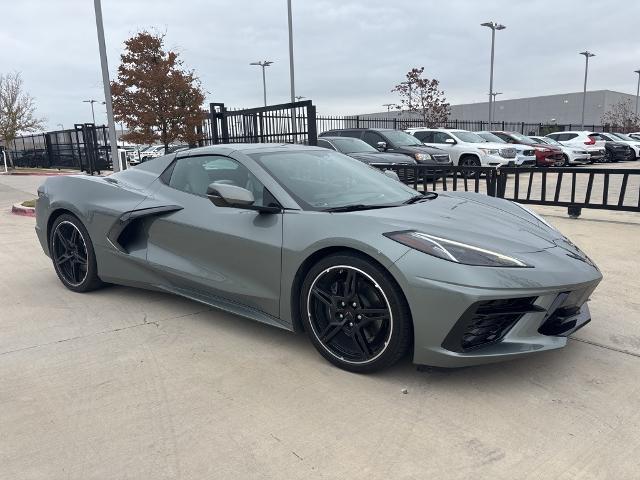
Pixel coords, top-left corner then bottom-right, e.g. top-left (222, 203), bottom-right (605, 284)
top-left (1, 173), bottom-right (639, 479)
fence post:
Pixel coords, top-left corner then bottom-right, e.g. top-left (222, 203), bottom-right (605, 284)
top-left (307, 104), bottom-right (318, 145)
top-left (356, 115), bottom-right (360, 128)
top-left (393, 118), bottom-right (397, 130)
top-left (209, 103), bottom-right (219, 144)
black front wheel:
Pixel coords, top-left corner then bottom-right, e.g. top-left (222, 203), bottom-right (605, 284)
top-left (49, 214), bottom-right (103, 292)
top-left (300, 253), bottom-right (412, 373)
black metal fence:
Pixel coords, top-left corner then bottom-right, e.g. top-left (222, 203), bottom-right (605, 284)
top-left (372, 164), bottom-right (640, 216)
top-left (7, 124), bottom-right (111, 173)
top-left (317, 116), bottom-right (606, 136)
top-left (205, 100), bottom-right (317, 146)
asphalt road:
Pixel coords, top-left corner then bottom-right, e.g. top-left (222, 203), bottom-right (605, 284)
top-left (1, 173), bottom-right (639, 479)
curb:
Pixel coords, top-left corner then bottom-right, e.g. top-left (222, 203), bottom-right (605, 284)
top-left (11, 203), bottom-right (36, 217)
top-left (8, 172), bottom-right (77, 176)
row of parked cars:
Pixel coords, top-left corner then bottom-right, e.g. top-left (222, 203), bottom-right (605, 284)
top-left (123, 144), bottom-right (189, 165)
top-left (317, 127), bottom-right (640, 169)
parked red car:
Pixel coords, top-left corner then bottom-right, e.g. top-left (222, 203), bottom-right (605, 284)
top-left (490, 131), bottom-right (563, 167)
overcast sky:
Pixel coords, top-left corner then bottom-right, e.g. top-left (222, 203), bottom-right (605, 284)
top-left (3, 0), bottom-right (640, 130)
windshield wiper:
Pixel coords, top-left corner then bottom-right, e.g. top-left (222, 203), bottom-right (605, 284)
top-left (322, 204), bottom-right (393, 213)
top-left (403, 192), bottom-right (438, 204)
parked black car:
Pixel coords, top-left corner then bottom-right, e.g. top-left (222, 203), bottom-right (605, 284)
top-left (317, 137), bottom-right (417, 165)
top-left (595, 133), bottom-right (635, 162)
top-left (319, 128), bottom-right (451, 165)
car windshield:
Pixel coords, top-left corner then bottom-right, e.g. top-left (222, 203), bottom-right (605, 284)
top-left (451, 131), bottom-right (487, 143)
top-left (477, 132), bottom-right (505, 143)
top-left (249, 149), bottom-right (418, 210)
top-left (612, 133), bottom-right (634, 141)
top-left (507, 132), bottom-right (536, 145)
top-left (538, 137), bottom-right (558, 145)
top-left (382, 130), bottom-right (424, 146)
top-left (328, 137), bottom-right (378, 154)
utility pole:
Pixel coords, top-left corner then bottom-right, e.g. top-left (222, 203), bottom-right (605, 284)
top-left (250, 60), bottom-right (273, 107)
top-left (287, 0), bottom-right (296, 104)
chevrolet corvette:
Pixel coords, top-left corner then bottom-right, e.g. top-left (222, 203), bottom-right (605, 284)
top-left (35, 144), bottom-right (602, 372)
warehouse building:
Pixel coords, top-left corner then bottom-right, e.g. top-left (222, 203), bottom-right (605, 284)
top-left (358, 90), bottom-right (637, 125)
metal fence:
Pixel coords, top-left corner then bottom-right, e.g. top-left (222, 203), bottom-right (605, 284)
top-left (205, 100), bottom-right (317, 146)
top-left (8, 124), bottom-right (111, 173)
top-left (317, 116), bottom-right (606, 136)
top-left (372, 164), bottom-right (640, 216)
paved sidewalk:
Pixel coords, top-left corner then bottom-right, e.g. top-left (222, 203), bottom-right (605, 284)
top-left (1, 175), bottom-right (639, 479)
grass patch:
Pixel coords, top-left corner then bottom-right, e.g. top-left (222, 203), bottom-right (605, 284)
top-left (21, 199), bottom-right (36, 208)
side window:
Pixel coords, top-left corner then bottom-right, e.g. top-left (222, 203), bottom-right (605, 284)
top-left (494, 133), bottom-right (509, 142)
top-left (362, 131), bottom-right (385, 147)
top-left (168, 155), bottom-right (270, 207)
top-left (340, 130), bottom-right (362, 139)
top-left (564, 133), bottom-right (578, 141)
top-left (317, 139), bottom-right (336, 150)
top-left (547, 133), bottom-right (560, 140)
top-left (432, 132), bottom-right (453, 144)
top-left (413, 131), bottom-right (432, 143)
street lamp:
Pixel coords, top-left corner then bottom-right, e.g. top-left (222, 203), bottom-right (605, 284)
top-left (83, 99), bottom-right (99, 124)
top-left (634, 69), bottom-right (640, 117)
top-left (287, 0), bottom-right (296, 104)
top-left (579, 50), bottom-right (595, 129)
top-left (481, 21), bottom-right (506, 127)
top-left (490, 92), bottom-right (502, 121)
top-left (294, 95), bottom-right (306, 101)
top-left (250, 60), bottom-right (273, 107)
top-left (382, 103), bottom-right (394, 112)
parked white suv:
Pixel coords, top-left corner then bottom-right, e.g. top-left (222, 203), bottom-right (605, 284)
top-left (545, 131), bottom-right (605, 162)
top-left (476, 131), bottom-right (537, 166)
top-left (405, 128), bottom-right (517, 167)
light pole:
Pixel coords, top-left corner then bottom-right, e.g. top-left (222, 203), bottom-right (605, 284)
top-left (83, 99), bottom-right (98, 124)
top-left (93, 0), bottom-right (120, 171)
top-left (382, 103), bottom-right (394, 112)
top-left (634, 69), bottom-right (640, 117)
top-left (579, 50), bottom-right (595, 129)
top-left (294, 95), bottom-right (306, 101)
top-left (481, 21), bottom-right (506, 127)
top-left (250, 60), bottom-right (273, 107)
top-left (287, 0), bottom-right (296, 104)
top-left (491, 92), bottom-right (502, 122)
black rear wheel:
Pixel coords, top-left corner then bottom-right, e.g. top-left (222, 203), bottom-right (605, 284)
top-left (50, 214), bottom-right (103, 292)
top-left (459, 156), bottom-right (480, 178)
top-left (300, 253), bottom-right (412, 373)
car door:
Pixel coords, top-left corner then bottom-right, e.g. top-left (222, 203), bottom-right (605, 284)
top-left (145, 154), bottom-right (283, 318)
top-left (362, 130), bottom-right (388, 150)
top-left (427, 131), bottom-right (459, 162)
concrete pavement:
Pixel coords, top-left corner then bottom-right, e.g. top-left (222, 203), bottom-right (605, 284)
top-left (1, 174), bottom-right (639, 479)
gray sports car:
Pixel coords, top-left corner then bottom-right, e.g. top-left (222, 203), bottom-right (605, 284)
top-left (35, 144), bottom-right (602, 372)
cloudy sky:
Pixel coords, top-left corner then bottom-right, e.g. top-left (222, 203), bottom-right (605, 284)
top-left (3, 0), bottom-right (640, 129)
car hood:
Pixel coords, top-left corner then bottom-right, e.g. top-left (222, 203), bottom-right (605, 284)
top-left (353, 192), bottom-right (562, 254)
top-left (530, 143), bottom-right (561, 152)
top-left (477, 142), bottom-right (511, 150)
top-left (349, 152), bottom-right (416, 164)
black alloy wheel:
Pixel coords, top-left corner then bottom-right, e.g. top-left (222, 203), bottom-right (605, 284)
top-left (301, 254), bottom-right (412, 373)
top-left (50, 214), bottom-right (103, 292)
top-left (459, 156), bottom-right (480, 178)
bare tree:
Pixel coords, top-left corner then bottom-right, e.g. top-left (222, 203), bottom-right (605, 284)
top-left (0, 72), bottom-right (46, 166)
top-left (392, 67), bottom-right (450, 127)
top-left (601, 99), bottom-right (640, 132)
top-left (111, 31), bottom-right (207, 152)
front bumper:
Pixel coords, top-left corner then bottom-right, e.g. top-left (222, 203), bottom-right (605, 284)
top-left (392, 246), bottom-right (602, 368)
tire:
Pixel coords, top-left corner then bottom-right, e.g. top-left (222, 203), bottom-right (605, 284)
top-left (49, 213), bottom-right (103, 292)
top-left (299, 253), bottom-right (412, 373)
top-left (459, 155), bottom-right (480, 178)
top-left (562, 154), bottom-right (571, 167)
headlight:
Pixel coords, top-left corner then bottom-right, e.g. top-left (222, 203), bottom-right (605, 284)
top-left (384, 231), bottom-right (530, 267)
top-left (478, 148), bottom-right (499, 155)
top-left (514, 203), bottom-right (558, 231)
top-left (414, 153), bottom-right (432, 161)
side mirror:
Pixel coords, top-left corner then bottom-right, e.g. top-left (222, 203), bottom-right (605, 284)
top-left (383, 169), bottom-right (400, 181)
top-left (444, 138), bottom-right (455, 144)
top-left (206, 183), bottom-right (280, 213)
top-left (206, 183), bottom-right (255, 208)
top-left (376, 141), bottom-right (388, 151)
